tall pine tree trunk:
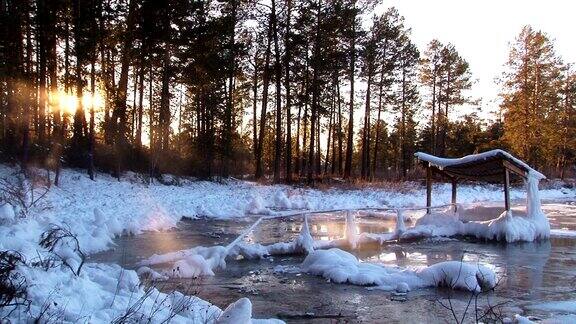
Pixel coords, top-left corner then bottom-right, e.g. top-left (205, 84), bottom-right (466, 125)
top-left (272, 0), bottom-right (282, 183)
top-left (252, 51), bottom-right (259, 162)
top-left (284, 0), bottom-right (292, 183)
top-left (372, 68), bottom-right (385, 179)
top-left (255, 18), bottom-right (273, 180)
top-left (344, 24), bottom-right (355, 179)
top-left (361, 64), bottom-right (372, 180)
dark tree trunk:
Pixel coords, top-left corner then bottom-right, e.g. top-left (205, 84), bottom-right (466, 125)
top-left (284, 0), bottom-right (292, 183)
top-left (272, 0), bottom-right (281, 183)
top-left (136, 61), bottom-right (144, 147)
top-left (372, 68), bottom-right (385, 179)
top-left (255, 18), bottom-right (273, 180)
top-left (344, 14), bottom-right (356, 179)
top-left (88, 60), bottom-right (96, 180)
top-left (361, 64), bottom-right (372, 180)
top-left (308, 0), bottom-right (321, 183)
top-left (252, 51), bottom-right (259, 162)
top-left (159, 45), bottom-right (171, 153)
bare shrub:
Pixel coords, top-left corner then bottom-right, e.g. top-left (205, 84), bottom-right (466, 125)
top-left (0, 250), bottom-right (30, 319)
top-left (113, 279), bottom-right (208, 324)
top-left (0, 172), bottom-right (50, 218)
top-left (39, 224), bottom-right (86, 276)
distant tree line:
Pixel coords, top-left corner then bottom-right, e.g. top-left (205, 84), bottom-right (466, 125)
top-left (0, 0), bottom-right (574, 183)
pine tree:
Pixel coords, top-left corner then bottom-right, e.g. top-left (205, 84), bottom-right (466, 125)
top-left (420, 39), bottom-right (443, 154)
top-left (500, 26), bottom-right (564, 168)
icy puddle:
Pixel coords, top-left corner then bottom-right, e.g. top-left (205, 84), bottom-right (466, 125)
top-left (92, 200), bottom-right (576, 323)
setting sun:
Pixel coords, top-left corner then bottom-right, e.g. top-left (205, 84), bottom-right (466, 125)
top-left (57, 92), bottom-right (77, 115)
top-left (53, 91), bottom-right (105, 115)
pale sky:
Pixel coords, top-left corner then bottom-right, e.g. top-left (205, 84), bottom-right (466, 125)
top-left (376, 0), bottom-right (576, 120)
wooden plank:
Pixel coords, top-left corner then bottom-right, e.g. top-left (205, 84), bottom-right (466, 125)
top-left (504, 169), bottom-right (511, 211)
top-left (503, 159), bottom-right (527, 179)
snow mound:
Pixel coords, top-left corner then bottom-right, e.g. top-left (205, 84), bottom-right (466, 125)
top-left (0, 203), bottom-right (16, 221)
top-left (141, 245), bottom-right (228, 279)
top-left (173, 255), bottom-right (215, 278)
top-left (406, 209), bottom-right (549, 243)
top-left (301, 248), bottom-right (496, 292)
top-left (136, 266), bottom-right (168, 281)
top-left (301, 248), bottom-right (418, 288)
top-left (274, 190), bottom-right (292, 209)
top-left (417, 261), bottom-right (497, 292)
top-left (216, 297), bottom-right (252, 324)
top-left (247, 195), bottom-right (273, 215)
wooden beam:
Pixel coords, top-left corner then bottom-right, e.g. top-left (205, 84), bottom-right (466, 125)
top-left (426, 166), bottom-right (432, 213)
top-left (504, 169), bottom-right (511, 211)
top-left (503, 159), bottom-right (527, 179)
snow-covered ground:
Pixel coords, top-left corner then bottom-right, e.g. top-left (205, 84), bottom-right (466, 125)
top-left (0, 164), bottom-right (575, 322)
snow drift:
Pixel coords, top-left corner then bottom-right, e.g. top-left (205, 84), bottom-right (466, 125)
top-left (301, 248), bottom-right (497, 292)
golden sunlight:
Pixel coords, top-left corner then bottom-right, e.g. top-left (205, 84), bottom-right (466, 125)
top-left (53, 91), bottom-right (105, 115)
top-left (54, 92), bottom-right (77, 115)
top-left (82, 92), bottom-right (105, 110)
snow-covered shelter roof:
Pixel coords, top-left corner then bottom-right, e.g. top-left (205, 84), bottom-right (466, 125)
top-left (415, 149), bottom-right (546, 182)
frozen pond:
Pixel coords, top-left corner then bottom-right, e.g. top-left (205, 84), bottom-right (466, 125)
top-left (91, 200), bottom-right (576, 323)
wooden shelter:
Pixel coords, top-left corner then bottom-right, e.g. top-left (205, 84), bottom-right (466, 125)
top-left (415, 150), bottom-right (544, 213)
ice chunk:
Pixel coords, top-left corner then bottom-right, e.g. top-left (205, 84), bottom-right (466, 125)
top-left (172, 254), bottom-right (215, 278)
top-left (345, 210), bottom-right (359, 249)
top-left (216, 297), bottom-right (252, 324)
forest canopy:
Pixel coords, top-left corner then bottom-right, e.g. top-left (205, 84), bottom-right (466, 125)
top-left (0, 0), bottom-right (574, 183)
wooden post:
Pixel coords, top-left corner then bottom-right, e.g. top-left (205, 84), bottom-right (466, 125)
top-left (504, 168), bottom-right (510, 211)
top-left (451, 178), bottom-right (457, 212)
top-left (426, 166), bottom-right (432, 213)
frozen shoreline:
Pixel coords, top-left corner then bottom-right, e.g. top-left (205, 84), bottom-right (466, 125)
top-left (1, 164), bottom-right (575, 322)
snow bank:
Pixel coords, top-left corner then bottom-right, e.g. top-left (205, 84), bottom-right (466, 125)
top-left (5, 261), bottom-right (282, 323)
top-left (0, 163), bottom-right (569, 256)
top-left (0, 163), bottom-right (571, 322)
top-left (301, 248), bottom-right (497, 292)
top-left (12, 262), bottom-right (222, 323)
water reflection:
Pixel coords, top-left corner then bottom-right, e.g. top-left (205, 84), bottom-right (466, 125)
top-left (250, 213), bottom-right (397, 245)
top-left (248, 213), bottom-right (573, 302)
